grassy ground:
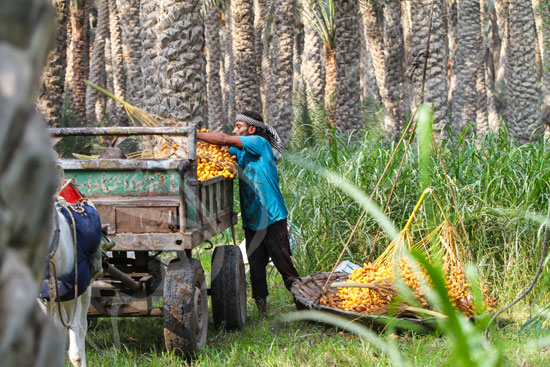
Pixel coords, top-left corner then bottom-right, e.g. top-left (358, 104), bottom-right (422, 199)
top-left (84, 259), bottom-right (550, 367)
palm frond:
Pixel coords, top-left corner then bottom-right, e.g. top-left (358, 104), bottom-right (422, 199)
top-left (299, 0), bottom-right (335, 50)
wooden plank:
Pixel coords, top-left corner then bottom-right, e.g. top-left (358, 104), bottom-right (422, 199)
top-left (108, 233), bottom-right (197, 251)
top-left (116, 207), bottom-right (178, 233)
top-left (215, 180), bottom-right (221, 212)
top-left (92, 196), bottom-right (180, 207)
top-left (87, 297), bottom-right (151, 317)
top-left (96, 205), bottom-right (116, 234)
top-left (49, 126), bottom-right (193, 137)
top-left (106, 211), bottom-right (236, 251)
top-left (199, 174), bottom-right (226, 185)
top-left (59, 158), bottom-right (181, 171)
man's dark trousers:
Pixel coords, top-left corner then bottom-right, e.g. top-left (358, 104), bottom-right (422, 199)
top-left (244, 219), bottom-right (299, 299)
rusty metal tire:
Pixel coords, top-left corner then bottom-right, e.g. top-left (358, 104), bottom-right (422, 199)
top-left (211, 245), bottom-right (247, 330)
top-left (163, 258), bottom-right (208, 357)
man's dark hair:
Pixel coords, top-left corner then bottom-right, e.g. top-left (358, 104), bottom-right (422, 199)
top-left (241, 110), bottom-right (266, 137)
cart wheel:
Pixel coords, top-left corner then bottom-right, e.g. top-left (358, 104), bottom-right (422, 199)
top-left (163, 258), bottom-right (208, 357)
top-left (211, 245), bottom-right (247, 330)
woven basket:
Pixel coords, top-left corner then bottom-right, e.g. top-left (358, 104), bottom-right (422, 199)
top-left (290, 272), bottom-right (438, 332)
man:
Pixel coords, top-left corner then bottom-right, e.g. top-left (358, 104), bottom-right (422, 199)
top-left (197, 111), bottom-right (300, 318)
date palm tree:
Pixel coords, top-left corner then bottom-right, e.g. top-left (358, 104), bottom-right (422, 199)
top-left (223, 0), bottom-right (237, 126)
top-left (70, 0), bottom-right (90, 124)
top-left (37, 0), bottom-right (69, 128)
top-left (361, 0), bottom-right (409, 137)
top-left (271, 0), bottom-right (296, 144)
top-left (447, 0), bottom-right (457, 111)
top-left (117, 0), bottom-right (143, 106)
top-left (506, 0), bottom-right (543, 142)
top-left (334, 0), bottom-right (362, 131)
top-left (86, 0), bottom-right (108, 124)
top-left (533, 0), bottom-right (550, 129)
top-left (300, 0), bottom-right (326, 112)
top-left (156, 0), bottom-right (206, 125)
top-left (452, 0), bottom-right (487, 137)
top-left (140, 0), bottom-right (161, 115)
top-left (205, 0), bottom-right (226, 131)
top-left (108, 0), bottom-right (126, 124)
top-left (359, 23), bottom-right (380, 104)
top-left (255, 0), bottom-right (277, 124)
top-left (409, 0), bottom-right (449, 140)
top-left (494, 0), bottom-right (508, 88)
top-left (231, 0), bottom-right (262, 113)
top-left (302, 0), bottom-right (336, 127)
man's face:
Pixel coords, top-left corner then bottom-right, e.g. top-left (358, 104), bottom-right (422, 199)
top-left (233, 121), bottom-right (256, 136)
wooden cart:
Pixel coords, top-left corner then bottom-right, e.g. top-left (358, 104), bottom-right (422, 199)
top-left (50, 126), bottom-right (246, 356)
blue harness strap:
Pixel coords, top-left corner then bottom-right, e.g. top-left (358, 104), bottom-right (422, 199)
top-left (40, 203), bottom-right (102, 301)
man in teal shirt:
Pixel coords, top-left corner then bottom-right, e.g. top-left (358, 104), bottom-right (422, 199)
top-left (197, 111), bottom-right (300, 318)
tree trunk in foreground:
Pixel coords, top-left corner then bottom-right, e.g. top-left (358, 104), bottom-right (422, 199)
top-left (0, 0), bottom-right (65, 365)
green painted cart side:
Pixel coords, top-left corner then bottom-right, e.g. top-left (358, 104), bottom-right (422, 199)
top-left (52, 127), bottom-right (238, 251)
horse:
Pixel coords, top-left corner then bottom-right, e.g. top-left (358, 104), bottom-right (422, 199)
top-left (38, 198), bottom-right (102, 367)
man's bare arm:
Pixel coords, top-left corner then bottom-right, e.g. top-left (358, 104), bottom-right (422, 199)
top-left (197, 132), bottom-right (243, 149)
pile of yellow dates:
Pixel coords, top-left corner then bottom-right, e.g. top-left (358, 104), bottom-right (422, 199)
top-left (196, 129), bottom-right (237, 181)
top-left (321, 259), bottom-right (497, 317)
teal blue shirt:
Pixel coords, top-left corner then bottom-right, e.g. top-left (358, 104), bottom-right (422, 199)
top-left (229, 136), bottom-right (287, 230)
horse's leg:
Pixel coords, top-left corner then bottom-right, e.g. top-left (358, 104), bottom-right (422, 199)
top-left (64, 298), bottom-right (85, 367)
top-left (76, 288), bottom-right (92, 367)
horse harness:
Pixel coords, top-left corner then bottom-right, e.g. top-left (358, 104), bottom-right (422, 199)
top-left (46, 201), bottom-right (82, 328)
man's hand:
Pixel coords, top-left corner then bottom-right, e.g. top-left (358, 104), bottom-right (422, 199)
top-left (197, 132), bottom-right (243, 149)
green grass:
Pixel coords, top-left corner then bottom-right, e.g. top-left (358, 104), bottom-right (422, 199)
top-left (84, 270), bottom-right (550, 366)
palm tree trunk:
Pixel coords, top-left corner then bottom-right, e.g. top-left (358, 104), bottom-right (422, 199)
top-left (254, 0), bottom-right (266, 114)
top-left (359, 22), bottom-right (380, 104)
top-left (140, 0), bottom-right (161, 115)
top-left (334, 0), bottom-right (362, 131)
top-left (483, 0), bottom-right (500, 131)
top-left (494, 0), bottom-right (508, 88)
top-left (0, 0), bottom-right (64, 364)
top-left (401, 0), bottom-right (412, 71)
top-left (108, 0), bottom-right (127, 125)
top-left (325, 47), bottom-right (337, 127)
top-left (70, 0), bottom-right (90, 125)
top-left (533, 0), bottom-right (550, 131)
top-left (301, 0), bottom-right (326, 111)
top-left (409, 0), bottom-right (449, 141)
top-left (37, 0), bottom-right (68, 128)
top-left (223, 2), bottom-right (237, 124)
top-left (65, 5), bottom-right (74, 102)
top-left (205, 4), bottom-right (226, 131)
top-left (452, 0), bottom-right (485, 137)
top-left (272, 0), bottom-right (295, 144)
top-left (506, 0), bottom-right (543, 142)
top-left (259, 1), bottom-right (278, 125)
top-left (157, 0), bottom-right (206, 126)
top-left (231, 0), bottom-right (262, 113)
top-left (117, 0), bottom-right (143, 106)
top-left (361, 0), bottom-right (408, 137)
top-left (447, 0), bottom-right (457, 112)
top-left (86, 0), bottom-right (108, 124)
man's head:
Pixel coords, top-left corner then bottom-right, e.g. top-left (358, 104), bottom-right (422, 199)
top-left (232, 111), bottom-right (266, 137)
top-left (232, 110), bottom-right (284, 160)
